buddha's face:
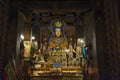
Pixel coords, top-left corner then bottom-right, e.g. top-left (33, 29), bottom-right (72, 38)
top-left (55, 30), bottom-right (61, 37)
top-left (55, 28), bottom-right (61, 37)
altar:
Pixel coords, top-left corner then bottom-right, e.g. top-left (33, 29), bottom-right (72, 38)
top-left (30, 20), bottom-right (86, 79)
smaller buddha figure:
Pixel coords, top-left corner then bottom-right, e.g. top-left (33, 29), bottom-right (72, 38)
top-left (69, 43), bottom-right (73, 51)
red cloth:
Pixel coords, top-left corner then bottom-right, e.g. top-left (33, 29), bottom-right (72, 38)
top-left (3, 71), bottom-right (9, 80)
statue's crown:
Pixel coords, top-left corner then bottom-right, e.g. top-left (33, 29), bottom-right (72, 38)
top-left (54, 21), bottom-right (63, 27)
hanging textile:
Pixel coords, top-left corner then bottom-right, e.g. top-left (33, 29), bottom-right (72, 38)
top-left (81, 46), bottom-right (87, 58)
top-left (4, 64), bottom-right (13, 80)
top-left (0, 71), bottom-right (5, 80)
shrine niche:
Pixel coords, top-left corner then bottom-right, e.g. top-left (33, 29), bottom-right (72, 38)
top-left (30, 18), bottom-right (87, 79)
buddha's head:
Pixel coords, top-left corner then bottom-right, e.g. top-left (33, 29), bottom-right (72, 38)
top-left (55, 28), bottom-right (61, 37)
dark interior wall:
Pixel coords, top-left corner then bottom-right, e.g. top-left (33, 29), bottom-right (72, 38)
top-left (0, 0), bottom-right (26, 70)
top-left (7, 1), bottom-right (27, 64)
top-left (20, 0), bottom-right (94, 10)
top-left (112, 0), bottom-right (120, 78)
top-left (95, 8), bottom-right (107, 80)
top-left (95, 0), bottom-right (120, 80)
top-left (0, 0), bottom-right (9, 70)
top-left (0, 1), bottom-right (27, 79)
top-left (16, 11), bottom-right (26, 63)
top-left (4, 1), bottom-right (22, 66)
top-left (0, 0), bottom-right (4, 70)
top-left (118, 0), bottom-right (120, 21)
top-left (0, 0), bottom-right (19, 70)
top-left (114, 0), bottom-right (120, 77)
top-left (104, 0), bottom-right (119, 79)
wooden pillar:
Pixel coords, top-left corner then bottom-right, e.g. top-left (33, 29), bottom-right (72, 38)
top-left (22, 11), bottom-right (32, 41)
top-left (5, 2), bottom-right (19, 62)
top-left (24, 60), bottom-right (30, 80)
top-left (111, 0), bottom-right (120, 78)
top-left (104, 0), bottom-right (119, 79)
top-left (0, 0), bottom-right (5, 71)
top-left (94, 0), bottom-right (108, 80)
top-left (83, 11), bottom-right (99, 80)
top-left (0, 0), bottom-right (9, 71)
top-left (95, 0), bottom-right (120, 80)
